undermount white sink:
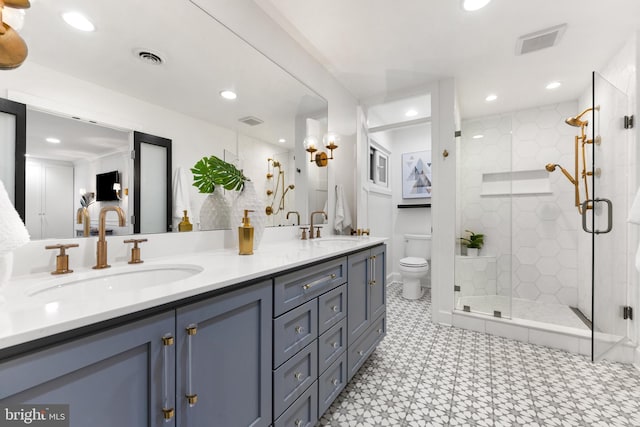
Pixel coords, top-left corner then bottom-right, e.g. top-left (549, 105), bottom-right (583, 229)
top-left (27, 264), bottom-right (204, 300)
top-left (309, 238), bottom-right (360, 247)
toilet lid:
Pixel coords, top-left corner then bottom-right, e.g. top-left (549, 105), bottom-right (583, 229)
top-left (400, 257), bottom-right (428, 267)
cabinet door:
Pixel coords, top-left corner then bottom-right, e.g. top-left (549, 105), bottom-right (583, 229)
top-left (347, 250), bottom-right (371, 344)
top-left (0, 312), bottom-right (176, 427)
top-left (370, 245), bottom-right (386, 321)
top-left (176, 281), bottom-right (272, 427)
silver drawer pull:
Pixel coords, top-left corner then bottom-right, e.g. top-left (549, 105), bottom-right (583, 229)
top-left (358, 350), bottom-right (364, 356)
top-left (295, 326), bottom-right (304, 334)
top-left (302, 273), bottom-right (337, 290)
top-left (331, 305), bottom-right (339, 312)
top-left (295, 419), bottom-right (303, 427)
top-left (378, 328), bottom-right (383, 334)
top-left (332, 341), bottom-right (339, 349)
top-left (294, 372), bottom-right (303, 381)
top-left (331, 378), bottom-right (338, 386)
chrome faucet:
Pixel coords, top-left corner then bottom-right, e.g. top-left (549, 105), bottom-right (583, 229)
top-left (93, 206), bottom-right (126, 269)
top-left (286, 211), bottom-right (300, 226)
top-left (309, 210), bottom-right (327, 239)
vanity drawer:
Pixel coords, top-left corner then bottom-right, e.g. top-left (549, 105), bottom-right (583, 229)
top-left (274, 257), bottom-right (347, 316)
top-left (318, 318), bottom-right (346, 375)
top-left (274, 299), bottom-right (318, 368)
top-left (347, 314), bottom-right (386, 381)
top-left (318, 352), bottom-right (347, 416)
top-left (273, 379), bottom-right (318, 427)
top-left (318, 283), bottom-right (347, 334)
top-left (273, 340), bottom-right (318, 420)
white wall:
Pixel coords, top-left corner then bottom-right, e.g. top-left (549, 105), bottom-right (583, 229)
top-left (388, 123), bottom-right (433, 283)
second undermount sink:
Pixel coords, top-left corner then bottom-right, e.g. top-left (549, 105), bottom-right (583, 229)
top-left (27, 264), bottom-right (204, 300)
top-left (308, 237), bottom-right (361, 248)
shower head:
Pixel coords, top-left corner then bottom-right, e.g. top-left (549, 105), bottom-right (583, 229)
top-left (565, 107), bottom-right (593, 127)
top-left (545, 163), bottom-right (557, 172)
top-left (545, 163), bottom-right (576, 185)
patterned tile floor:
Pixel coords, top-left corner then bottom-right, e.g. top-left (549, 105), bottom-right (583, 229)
top-left (317, 283), bottom-right (640, 426)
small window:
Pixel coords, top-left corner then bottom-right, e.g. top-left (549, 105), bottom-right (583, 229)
top-left (368, 140), bottom-right (389, 188)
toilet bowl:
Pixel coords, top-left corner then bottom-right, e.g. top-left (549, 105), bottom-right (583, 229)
top-left (399, 234), bottom-right (431, 300)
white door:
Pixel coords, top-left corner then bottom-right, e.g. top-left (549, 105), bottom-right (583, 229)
top-left (43, 163), bottom-right (74, 239)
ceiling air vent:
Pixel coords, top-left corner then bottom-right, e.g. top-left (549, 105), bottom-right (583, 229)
top-left (238, 116), bottom-right (264, 126)
top-left (133, 48), bottom-right (165, 65)
top-left (516, 23), bottom-right (567, 56)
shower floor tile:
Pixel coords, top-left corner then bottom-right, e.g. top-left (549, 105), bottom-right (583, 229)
top-left (316, 283), bottom-right (640, 426)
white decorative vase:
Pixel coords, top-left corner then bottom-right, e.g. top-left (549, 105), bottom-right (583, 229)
top-left (0, 252), bottom-right (13, 289)
top-left (466, 247), bottom-right (479, 257)
top-left (231, 181), bottom-right (266, 249)
top-left (199, 187), bottom-right (231, 230)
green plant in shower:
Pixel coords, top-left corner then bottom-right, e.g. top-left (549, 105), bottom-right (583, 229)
top-left (191, 155), bottom-right (249, 193)
top-left (460, 229), bottom-right (484, 249)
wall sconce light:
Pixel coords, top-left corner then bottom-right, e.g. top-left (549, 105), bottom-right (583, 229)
top-left (113, 183), bottom-right (123, 200)
top-left (0, 0), bottom-right (30, 70)
top-left (304, 133), bottom-right (340, 167)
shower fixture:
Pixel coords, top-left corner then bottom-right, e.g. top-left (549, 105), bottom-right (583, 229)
top-left (546, 106), bottom-right (600, 214)
top-left (265, 158), bottom-right (294, 216)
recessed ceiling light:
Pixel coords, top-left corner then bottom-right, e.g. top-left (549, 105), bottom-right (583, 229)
top-left (546, 81), bottom-right (562, 90)
top-left (485, 94), bottom-right (498, 102)
top-left (62, 12), bottom-right (95, 32)
top-left (278, 138), bottom-right (286, 143)
top-left (405, 109), bottom-right (418, 117)
top-left (463, 0), bottom-right (491, 11)
top-left (46, 137), bottom-right (61, 144)
top-left (472, 134), bottom-right (484, 139)
top-left (220, 90), bottom-right (237, 100)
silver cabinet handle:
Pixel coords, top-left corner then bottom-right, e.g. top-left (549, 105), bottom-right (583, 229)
top-left (295, 325), bottom-right (304, 334)
top-left (294, 372), bottom-right (303, 381)
top-left (378, 328), bottom-right (383, 334)
top-left (295, 419), bottom-right (303, 427)
top-left (332, 305), bottom-right (339, 312)
top-left (332, 342), bottom-right (339, 349)
top-left (582, 198), bottom-right (613, 234)
top-left (331, 378), bottom-right (338, 386)
top-left (358, 350), bottom-right (364, 356)
top-left (302, 273), bottom-right (337, 290)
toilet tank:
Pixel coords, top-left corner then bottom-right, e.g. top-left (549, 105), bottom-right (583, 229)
top-left (404, 234), bottom-right (431, 259)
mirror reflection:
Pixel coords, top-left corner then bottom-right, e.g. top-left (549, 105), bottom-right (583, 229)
top-left (1, 0), bottom-right (328, 239)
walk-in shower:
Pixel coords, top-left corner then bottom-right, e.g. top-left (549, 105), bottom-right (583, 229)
top-left (455, 72), bottom-right (631, 361)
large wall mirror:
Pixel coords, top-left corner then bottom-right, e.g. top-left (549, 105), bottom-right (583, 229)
top-left (0, 0), bottom-right (328, 240)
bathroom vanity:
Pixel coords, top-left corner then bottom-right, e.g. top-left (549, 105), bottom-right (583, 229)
top-left (0, 237), bottom-right (386, 427)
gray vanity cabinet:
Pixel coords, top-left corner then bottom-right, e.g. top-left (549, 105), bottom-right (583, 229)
top-left (347, 245), bottom-right (387, 381)
top-left (347, 245), bottom-right (386, 344)
top-left (175, 280), bottom-right (272, 427)
top-left (0, 312), bottom-right (176, 427)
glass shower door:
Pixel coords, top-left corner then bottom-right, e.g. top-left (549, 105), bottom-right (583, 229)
top-left (590, 71), bottom-right (629, 361)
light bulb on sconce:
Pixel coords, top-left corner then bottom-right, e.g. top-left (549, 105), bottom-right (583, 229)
top-left (304, 133), bottom-right (339, 167)
top-left (112, 183), bottom-right (123, 200)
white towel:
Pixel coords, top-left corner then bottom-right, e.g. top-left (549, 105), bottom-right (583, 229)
top-left (334, 184), bottom-right (352, 233)
top-left (0, 179), bottom-right (30, 256)
top-left (628, 186), bottom-right (640, 271)
top-left (172, 167), bottom-right (192, 231)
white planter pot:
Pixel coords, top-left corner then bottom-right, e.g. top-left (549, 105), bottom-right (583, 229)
top-left (466, 247), bottom-right (479, 257)
top-left (199, 187), bottom-right (231, 230)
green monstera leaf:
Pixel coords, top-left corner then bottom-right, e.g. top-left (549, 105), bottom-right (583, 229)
top-left (191, 156), bottom-right (249, 193)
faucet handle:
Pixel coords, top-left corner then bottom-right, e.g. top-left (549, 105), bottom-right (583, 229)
top-left (299, 227), bottom-right (308, 240)
top-left (362, 228), bottom-right (370, 236)
top-left (45, 243), bottom-right (79, 275)
top-left (314, 226), bottom-right (322, 238)
top-left (124, 239), bottom-right (148, 264)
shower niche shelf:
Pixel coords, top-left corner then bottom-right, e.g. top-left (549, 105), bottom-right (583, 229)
top-left (480, 169), bottom-right (551, 196)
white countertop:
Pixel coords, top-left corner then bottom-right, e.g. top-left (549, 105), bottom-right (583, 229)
top-left (0, 236), bottom-right (385, 352)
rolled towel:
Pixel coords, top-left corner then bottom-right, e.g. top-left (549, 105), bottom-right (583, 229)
top-left (0, 179), bottom-right (30, 256)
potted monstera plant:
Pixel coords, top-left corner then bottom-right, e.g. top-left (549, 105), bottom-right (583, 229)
top-left (460, 229), bottom-right (484, 256)
top-left (191, 155), bottom-right (266, 248)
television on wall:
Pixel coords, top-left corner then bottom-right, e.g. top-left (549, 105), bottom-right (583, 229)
top-left (96, 170), bottom-right (120, 201)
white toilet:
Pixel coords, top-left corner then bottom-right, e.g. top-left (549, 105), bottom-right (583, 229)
top-left (399, 234), bottom-right (431, 300)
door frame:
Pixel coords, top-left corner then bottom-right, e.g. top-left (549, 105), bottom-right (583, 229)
top-left (0, 97), bottom-right (26, 222)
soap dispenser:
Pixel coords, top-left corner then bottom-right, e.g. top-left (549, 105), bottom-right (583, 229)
top-left (178, 210), bottom-right (193, 232)
top-left (238, 209), bottom-right (254, 255)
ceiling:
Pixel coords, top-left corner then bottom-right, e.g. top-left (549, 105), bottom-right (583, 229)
top-left (15, 0), bottom-right (326, 150)
top-left (255, 0), bottom-right (640, 118)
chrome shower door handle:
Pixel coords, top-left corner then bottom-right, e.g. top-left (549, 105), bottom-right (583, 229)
top-left (581, 198), bottom-right (613, 234)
